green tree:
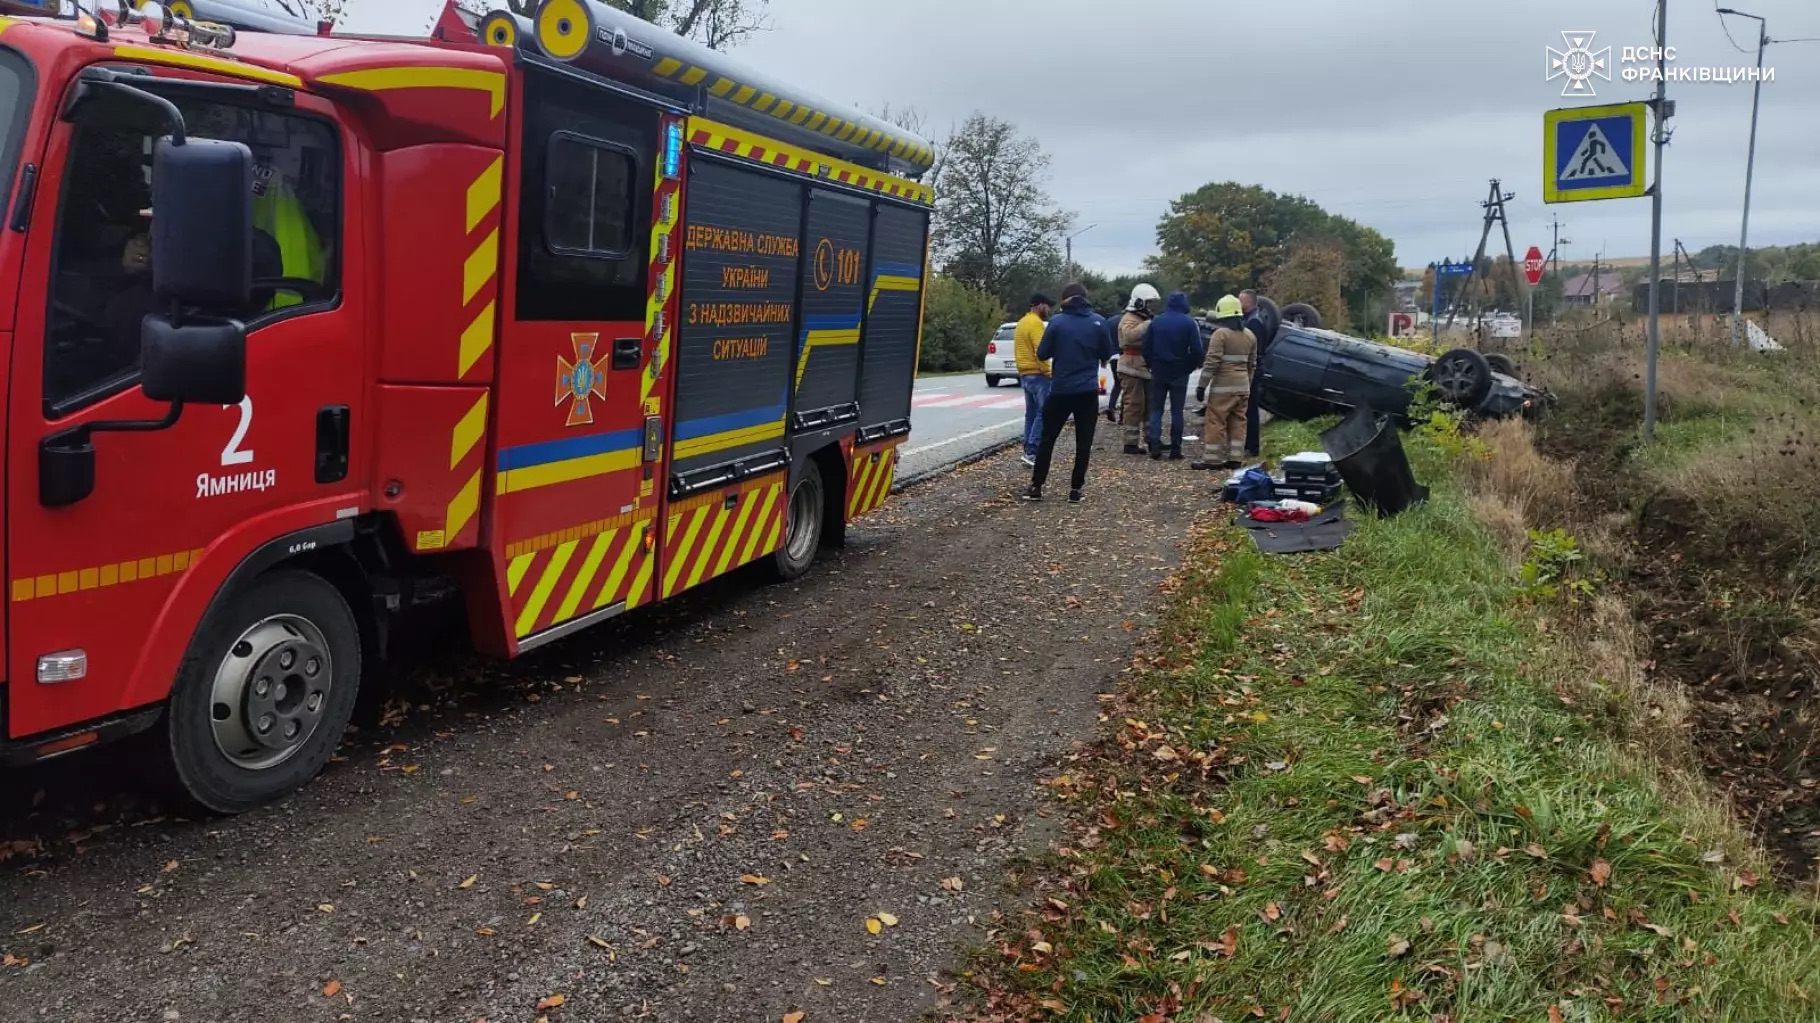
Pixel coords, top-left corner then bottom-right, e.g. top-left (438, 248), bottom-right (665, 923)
top-left (931, 114), bottom-right (1073, 312)
top-left (1264, 240), bottom-right (1348, 331)
top-left (1147, 183), bottom-right (1399, 324)
top-left (919, 275), bottom-right (1004, 373)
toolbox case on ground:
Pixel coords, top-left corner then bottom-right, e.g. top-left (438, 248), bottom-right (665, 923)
top-left (1282, 453), bottom-right (1342, 487)
top-left (1274, 480), bottom-right (1344, 504)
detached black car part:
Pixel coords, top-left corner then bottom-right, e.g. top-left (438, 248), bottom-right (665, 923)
top-left (1320, 404), bottom-right (1429, 519)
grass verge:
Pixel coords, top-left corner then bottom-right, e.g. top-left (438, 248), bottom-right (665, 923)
top-left (958, 422), bottom-right (1820, 1023)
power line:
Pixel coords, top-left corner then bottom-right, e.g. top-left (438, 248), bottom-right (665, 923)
top-left (1715, 0), bottom-right (1755, 53)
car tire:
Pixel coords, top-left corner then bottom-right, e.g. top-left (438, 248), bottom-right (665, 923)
top-left (985, 374), bottom-right (1002, 388)
top-left (1430, 348), bottom-right (1495, 409)
top-left (1253, 296), bottom-right (1283, 346)
top-left (767, 461), bottom-right (824, 583)
top-left (1484, 353), bottom-right (1519, 377)
top-left (162, 570), bottom-right (362, 815)
top-left (1280, 302), bottom-right (1323, 329)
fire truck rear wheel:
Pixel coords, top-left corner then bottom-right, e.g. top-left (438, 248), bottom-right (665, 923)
top-left (769, 461), bottom-right (825, 582)
top-left (163, 570), bottom-right (362, 814)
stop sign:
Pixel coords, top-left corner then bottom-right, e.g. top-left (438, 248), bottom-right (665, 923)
top-left (1523, 245), bottom-right (1546, 286)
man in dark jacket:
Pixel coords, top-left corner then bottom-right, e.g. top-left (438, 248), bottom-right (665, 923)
top-left (1240, 289), bottom-right (1269, 457)
top-left (1023, 282), bottom-right (1114, 503)
top-left (1141, 291), bottom-right (1205, 460)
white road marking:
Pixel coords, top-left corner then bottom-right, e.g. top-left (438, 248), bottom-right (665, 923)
top-left (902, 416), bottom-right (1026, 458)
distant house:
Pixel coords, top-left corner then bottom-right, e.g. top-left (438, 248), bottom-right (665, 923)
top-left (1563, 272), bottom-right (1626, 305)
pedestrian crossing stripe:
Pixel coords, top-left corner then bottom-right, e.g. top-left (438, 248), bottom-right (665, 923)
top-left (1560, 123), bottom-right (1627, 181)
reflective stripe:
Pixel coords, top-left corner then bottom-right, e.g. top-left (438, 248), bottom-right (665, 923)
top-left (1220, 355), bottom-right (1250, 364)
top-left (1211, 384), bottom-right (1250, 394)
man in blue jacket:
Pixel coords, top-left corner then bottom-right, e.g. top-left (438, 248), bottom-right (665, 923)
top-left (1023, 282), bottom-right (1114, 503)
top-left (1141, 291), bottom-right (1206, 461)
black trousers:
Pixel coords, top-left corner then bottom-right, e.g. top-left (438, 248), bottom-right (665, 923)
top-left (1031, 391), bottom-right (1099, 492)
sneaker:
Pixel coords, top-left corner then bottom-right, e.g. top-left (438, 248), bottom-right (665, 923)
top-left (1122, 444), bottom-right (1145, 456)
top-left (1068, 489), bottom-right (1084, 504)
top-left (1168, 450), bottom-right (1185, 461)
top-left (1149, 448), bottom-right (1162, 461)
top-left (1021, 485), bottom-right (1042, 502)
top-left (1020, 454), bottom-right (1036, 467)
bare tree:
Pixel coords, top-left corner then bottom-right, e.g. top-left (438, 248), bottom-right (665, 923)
top-left (931, 113), bottom-right (1072, 308)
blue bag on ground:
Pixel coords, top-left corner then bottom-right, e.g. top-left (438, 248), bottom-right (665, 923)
top-left (1235, 468), bottom-right (1276, 504)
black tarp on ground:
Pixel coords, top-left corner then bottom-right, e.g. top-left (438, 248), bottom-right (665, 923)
top-left (1236, 506), bottom-right (1356, 555)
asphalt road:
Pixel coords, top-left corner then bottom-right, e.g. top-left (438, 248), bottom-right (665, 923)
top-left (900, 372), bottom-right (1209, 483)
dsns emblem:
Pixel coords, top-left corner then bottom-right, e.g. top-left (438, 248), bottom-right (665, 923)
top-left (556, 333), bottom-right (609, 428)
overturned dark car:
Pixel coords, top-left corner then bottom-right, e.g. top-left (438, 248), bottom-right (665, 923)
top-left (1252, 310), bottom-right (1549, 424)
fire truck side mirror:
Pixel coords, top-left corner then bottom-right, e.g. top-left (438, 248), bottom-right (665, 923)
top-left (141, 314), bottom-right (246, 406)
top-left (150, 136), bottom-right (254, 310)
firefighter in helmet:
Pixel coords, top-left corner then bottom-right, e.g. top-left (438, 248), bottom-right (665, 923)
top-left (1192, 294), bottom-right (1257, 470)
top-left (1113, 283), bottom-right (1159, 454)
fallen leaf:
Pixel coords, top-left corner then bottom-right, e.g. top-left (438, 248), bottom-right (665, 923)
top-left (783, 1013), bottom-right (806, 1023)
top-left (865, 917), bottom-right (882, 935)
top-left (941, 877), bottom-right (964, 892)
top-left (1590, 858), bottom-right (1612, 888)
top-left (322, 980), bottom-right (342, 998)
top-left (458, 875), bottom-right (478, 890)
top-left (1218, 927), bottom-right (1239, 957)
top-left (163, 860), bottom-right (180, 874)
top-left (813, 978), bottom-right (832, 987)
top-left (1374, 858), bottom-right (1395, 872)
top-left (1386, 935), bottom-right (1411, 959)
top-left (536, 994), bottom-right (566, 1011)
top-left (477, 927), bottom-right (497, 937)
top-left (740, 874), bottom-right (770, 886)
top-left (1262, 902), bottom-right (1282, 923)
top-left (587, 936), bottom-right (611, 950)
top-left (1549, 1006), bottom-right (1565, 1023)
top-left (316, 904), bottom-right (335, 914)
top-left (735, 914), bottom-right (751, 931)
top-left (869, 977), bottom-right (886, 986)
top-left (877, 912), bottom-right (898, 927)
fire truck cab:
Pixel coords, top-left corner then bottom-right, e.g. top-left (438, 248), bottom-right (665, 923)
top-left (0, 1), bottom-right (934, 812)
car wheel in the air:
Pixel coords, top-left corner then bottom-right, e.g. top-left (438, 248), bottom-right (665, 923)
top-left (1280, 302), bottom-right (1323, 329)
top-left (1253, 296), bottom-right (1283, 346)
top-left (1484, 353), bottom-right (1519, 377)
top-left (162, 570), bottom-right (362, 815)
top-left (1430, 348), bottom-right (1495, 409)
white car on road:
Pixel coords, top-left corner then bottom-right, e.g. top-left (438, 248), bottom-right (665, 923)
top-left (983, 322), bottom-right (1019, 387)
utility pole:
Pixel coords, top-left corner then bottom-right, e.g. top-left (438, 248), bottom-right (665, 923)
top-left (1063, 223), bottom-right (1096, 287)
top-left (1443, 180), bottom-right (1516, 337)
top-left (1643, 0), bottom-right (1670, 443)
top-left (1548, 214), bottom-right (1570, 325)
top-left (1718, 7), bottom-right (1768, 346)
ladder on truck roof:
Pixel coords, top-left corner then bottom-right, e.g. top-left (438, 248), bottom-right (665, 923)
top-left (482, 0), bottom-right (935, 181)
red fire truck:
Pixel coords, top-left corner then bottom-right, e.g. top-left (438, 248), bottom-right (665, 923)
top-left (0, 0), bottom-right (935, 811)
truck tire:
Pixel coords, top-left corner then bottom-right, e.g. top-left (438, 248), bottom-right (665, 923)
top-left (162, 570), bottom-right (361, 814)
top-left (1280, 303), bottom-right (1323, 329)
top-left (1253, 296), bottom-right (1282, 346)
top-left (985, 374), bottom-right (1002, 388)
top-left (768, 461), bottom-right (825, 582)
top-left (1430, 348), bottom-right (1494, 410)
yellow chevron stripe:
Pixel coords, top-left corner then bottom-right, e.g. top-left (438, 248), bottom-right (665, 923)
top-left (450, 394), bottom-right (489, 470)
top-left (594, 525), bottom-right (643, 609)
top-left (506, 552), bottom-right (537, 596)
top-left (554, 529), bottom-right (617, 625)
top-left (849, 456), bottom-right (875, 517)
top-left (320, 66), bottom-right (506, 118)
top-left (794, 328), bottom-right (861, 390)
top-left (625, 548), bottom-right (655, 610)
top-left (762, 506), bottom-right (785, 556)
top-left (445, 468), bottom-right (482, 542)
top-left (672, 419), bottom-right (786, 460)
top-left (868, 275), bottom-right (921, 312)
top-left (713, 485), bottom-right (764, 579)
top-left (466, 154), bottom-right (504, 233)
top-left (740, 484), bottom-right (783, 566)
top-left (868, 460), bottom-right (896, 513)
top-left (686, 501), bottom-right (735, 590)
top-left (664, 506), bottom-right (711, 596)
top-left (464, 229), bottom-right (499, 305)
top-left (460, 299), bottom-right (496, 378)
top-left (516, 540), bottom-right (578, 637)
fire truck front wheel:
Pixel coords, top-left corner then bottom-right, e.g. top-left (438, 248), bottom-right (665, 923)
top-left (163, 570), bottom-right (362, 814)
top-left (769, 461), bottom-right (825, 582)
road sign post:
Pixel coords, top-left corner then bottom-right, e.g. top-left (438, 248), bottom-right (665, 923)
top-left (1523, 245), bottom-right (1545, 341)
top-left (1543, 102), bottom-right (1649, 205)
top-left (1431, 259), bottom-right (1474, 347)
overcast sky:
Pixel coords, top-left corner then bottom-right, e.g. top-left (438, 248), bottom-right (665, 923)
top-left (739, 0), bottom-right (1820, 275)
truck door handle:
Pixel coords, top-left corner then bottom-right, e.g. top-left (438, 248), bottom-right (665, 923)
top-left (612, 337), bottom-right (642, 370)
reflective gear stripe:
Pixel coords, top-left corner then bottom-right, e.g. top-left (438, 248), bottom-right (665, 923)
top-left (1211, 384), bottom-right (1250, 394)
top-left (1220, 354), bottom-right (1250, 363)
top-left (253, 182), bottom-right (326, 311)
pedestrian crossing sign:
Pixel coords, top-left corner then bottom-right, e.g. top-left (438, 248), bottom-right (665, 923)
top-left (1544, 102), bottom-right (1648, 203)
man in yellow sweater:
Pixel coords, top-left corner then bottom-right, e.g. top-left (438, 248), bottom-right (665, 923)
top-left (1014, 293), bottom-right (1054, 465)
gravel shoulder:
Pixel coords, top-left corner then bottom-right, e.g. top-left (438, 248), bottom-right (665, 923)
top-left (0, 426), bottom-right (1214, 1023)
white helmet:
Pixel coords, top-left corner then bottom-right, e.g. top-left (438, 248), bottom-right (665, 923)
top-left (1127, 283), bottom-right (1161, 312)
